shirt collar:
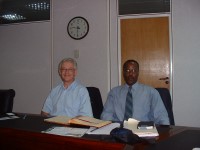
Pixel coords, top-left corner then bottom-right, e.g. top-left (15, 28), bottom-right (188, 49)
top-left (61, 79), bottom-right (78, 90)
top-left (125, 82), bottom-right (139, 91)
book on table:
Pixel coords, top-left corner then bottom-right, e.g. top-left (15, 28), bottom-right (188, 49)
top-left (44, 116), bottom-right (112, 128)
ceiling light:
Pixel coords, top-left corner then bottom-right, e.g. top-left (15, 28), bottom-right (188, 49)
top-left (2, 14), bottom-right (26, 21)
top-left (26, 2), bottom-right (50, 11)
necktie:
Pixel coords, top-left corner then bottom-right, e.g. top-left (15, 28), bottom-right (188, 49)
top-left (124, 86), bottom-right (133, 121)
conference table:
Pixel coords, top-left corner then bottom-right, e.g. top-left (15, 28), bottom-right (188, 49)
top-left (0, 113), bottom-right (200, 150)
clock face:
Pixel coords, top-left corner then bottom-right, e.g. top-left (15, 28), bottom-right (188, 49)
top-left (67, 17), bottom-right (89, 40)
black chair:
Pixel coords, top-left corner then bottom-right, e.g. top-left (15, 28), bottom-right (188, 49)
top-left (155, 88), bottom-right (175, 125)
top-left (0, 89), bottom-right (15, 114)
top-left (86, 87), bottom-right (103, 119)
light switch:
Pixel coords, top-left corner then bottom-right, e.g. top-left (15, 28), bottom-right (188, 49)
top-left (74, 49), bottom-right (79, 58)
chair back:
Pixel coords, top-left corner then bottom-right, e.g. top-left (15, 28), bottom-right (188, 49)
top-left (86, 87), bottom-right (103, 119)
top-left (0, 89), bottom-right (15, 114)
top-left (155, 88), bottom-right (175, 125)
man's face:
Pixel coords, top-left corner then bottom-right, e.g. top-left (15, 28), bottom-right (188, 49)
top-left (123, 62), bottom-right (139, 86)
top-left (59, 61), bottom-right (77, 84)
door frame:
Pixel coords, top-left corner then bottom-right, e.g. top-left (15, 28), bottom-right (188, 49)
top-left (117, 13), bottom-right (173, 94)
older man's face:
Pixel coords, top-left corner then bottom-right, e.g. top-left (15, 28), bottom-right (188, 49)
top-left (59, 61), bottom-right (77, 84)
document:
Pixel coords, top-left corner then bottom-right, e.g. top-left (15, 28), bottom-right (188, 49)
top-left (86, 122), bottom-right (120, 135)
top-left (42, 126), bottom-right (88, 137)
top-left (124, 118), bottom-right (159, 137)
top-left (44, 116), bottom-right (112, 128)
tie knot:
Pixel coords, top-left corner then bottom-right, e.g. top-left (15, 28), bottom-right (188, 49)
top-left (128, 86), bottom-right (132, 92)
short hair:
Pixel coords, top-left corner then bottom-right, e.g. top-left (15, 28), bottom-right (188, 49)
top-left (123, 59), bottom-right (139, 71)
top-left (58, 58), bottom-right (78, 71)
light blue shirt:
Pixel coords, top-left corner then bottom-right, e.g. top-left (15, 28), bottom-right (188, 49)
top-left (101, 82), bottom-right (170, 125)
top-left (42, 80), bottom-right (93, 117)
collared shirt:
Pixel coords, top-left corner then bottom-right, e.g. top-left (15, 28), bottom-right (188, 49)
top-left (42, 80), bottom-right (93, 117)
top-left (101, 82), bottom-right (170, 125)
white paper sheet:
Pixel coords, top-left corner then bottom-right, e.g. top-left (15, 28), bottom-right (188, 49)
top-left (42, 127), bottom-right (88, 137)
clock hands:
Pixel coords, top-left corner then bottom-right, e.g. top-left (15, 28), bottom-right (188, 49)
top-left (76, 26), bottom-right (80, 37)
top-left (70, 26), bottom-right (80, 29)
top-left (70, 26), bottom-right (81, 37)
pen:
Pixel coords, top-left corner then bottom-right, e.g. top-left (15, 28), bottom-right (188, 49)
top-left (90, 127), bottom-right (98, 132)
top-left (90, 125), bottom-right (105, 132)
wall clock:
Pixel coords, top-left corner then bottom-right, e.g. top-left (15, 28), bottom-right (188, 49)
top-left (67, 16), bottom-right (89, 40)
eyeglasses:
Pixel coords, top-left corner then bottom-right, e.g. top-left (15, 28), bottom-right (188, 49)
top-left (60, 68), bottom-right (75, 73)
top-left (124, 69), bottom-right (137, 74)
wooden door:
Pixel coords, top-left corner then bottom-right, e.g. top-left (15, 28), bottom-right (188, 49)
top-left (121, 17), bottom-right (170, 89)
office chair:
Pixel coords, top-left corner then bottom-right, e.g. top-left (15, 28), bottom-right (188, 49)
top-left (155, 88), bottom-right (175, 125)
top-left (0, 89), bottom-right (15, 114)
top-left (86, 87), bottom-right (103, 119)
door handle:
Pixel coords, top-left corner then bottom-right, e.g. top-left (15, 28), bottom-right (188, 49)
top-left (159, 77), bottom-right (169, 84)
top-left (159, 77), bottom-right (169, 80)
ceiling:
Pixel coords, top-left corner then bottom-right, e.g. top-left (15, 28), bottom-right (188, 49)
top-left (0, 0), bottom-right (50, 25)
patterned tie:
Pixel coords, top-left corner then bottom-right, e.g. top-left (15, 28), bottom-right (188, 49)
top-left (124, 86), bottom-right (133, 121)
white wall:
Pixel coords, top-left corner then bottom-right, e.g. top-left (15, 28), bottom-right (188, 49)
top-left (0, 22), bottom-right (51, 113)
top-left (51, 0), bottom-right (109, 102)
top-left (0, 0), bottom-right (110, 114)
top-left (172, 0), bottom-right (200, 127)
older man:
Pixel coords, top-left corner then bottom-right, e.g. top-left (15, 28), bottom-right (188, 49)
top-left (41, 58), bottom-right (93, 117)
